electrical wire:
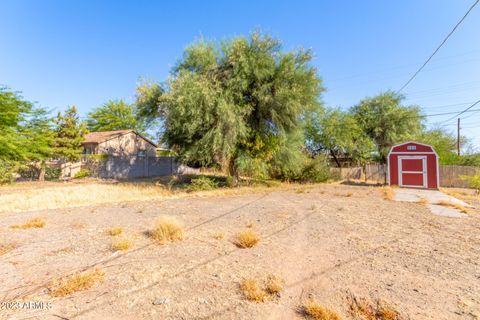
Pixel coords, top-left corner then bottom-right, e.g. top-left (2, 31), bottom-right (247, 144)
top-left (397, 0), bottom-right (479, 92)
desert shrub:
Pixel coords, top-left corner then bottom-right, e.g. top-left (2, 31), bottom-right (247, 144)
top-left (265, 275), bottom-right (284, 295)
top-left (50, 269), bottom-right (105, 297)
top-left (212, 232), bottom-right (225, 240)
top-left (299, 157), bottom-right (333, 183)
top-left (461, 174), bottom-right (480, 191)
top-left (239, 278), bottom-right (267, 302)
top-left (149, 216), bottom-right (184, 244)
top-left (74, 168), bottom-right (90, 179)
top-left (107, 227), bottom-right (123, 236)
top-left (10, 217), bottom-right (46, 229)
top-left (235, 152), bottom-right (269, 180)
top-left (0, 161), bottom-right (18, 184)
top-left (0, 243), bottom-right (17, 256)
top-left (303, 300), bottom-right (341, 320)
top-left (45, 166), bottom-right (61, 181)
top-left (187, 176), bottom-right (218, 191)
top-left (235, 229), bottom-right (260, 248)
top-left (111, 238), bottom-right (133, 251)
top-left (436, 200), bottom-right (469, 213)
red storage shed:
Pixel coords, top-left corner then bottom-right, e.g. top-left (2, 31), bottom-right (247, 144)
top-left (388, 141), bottom-right (439, 189)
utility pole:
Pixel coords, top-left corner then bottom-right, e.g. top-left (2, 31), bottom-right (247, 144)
top-left (457, 118), bottom-right (460, 156)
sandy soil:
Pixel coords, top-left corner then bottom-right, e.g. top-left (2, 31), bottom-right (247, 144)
top-left (0, 183), bottom-right (479, 320)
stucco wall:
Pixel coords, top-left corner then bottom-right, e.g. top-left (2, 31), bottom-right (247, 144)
top-left (96, 132), bottom-right (156, 157)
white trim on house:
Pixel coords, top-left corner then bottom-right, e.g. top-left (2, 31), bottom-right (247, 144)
top-left (398, 155), bottom-right (427, 188)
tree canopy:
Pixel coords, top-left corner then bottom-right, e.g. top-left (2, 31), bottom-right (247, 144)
top-left (150, 32), bottom-right (324, 178)
top-left (86, 99), bottom-right (147, 134)
top-left (351, 91), bottom-right (423, 163)
top-left (0, 87), bottom-right (53, 162)
top-left (305, 108), bottom-right (374, 167)
top-left (53, 106), bottom-right (87, 162)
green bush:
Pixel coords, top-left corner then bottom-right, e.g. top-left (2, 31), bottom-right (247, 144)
top-left (45, 166), bottom-right (61, 181)
top-left (0, 161), bottom-right (17, 184)
top-left (299, 157), bottom-right (333, 183)
top-left (461, 174), bottom-right (480, 191)
top-left (187, 176), bottom-right (219, 191)
top-left (74, 168), bottom-right (90, 179)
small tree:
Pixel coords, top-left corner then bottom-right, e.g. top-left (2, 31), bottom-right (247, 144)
top-left (351, 91), bottom-right (423, 163)
top-left (0, 87), bottom-right (55, 181)
top-left (86, 99), bottom-right (146, 134)
top-left (53, 106), bottom-right (87, 162)
top-left (305, 108), bottom-right (374, 167)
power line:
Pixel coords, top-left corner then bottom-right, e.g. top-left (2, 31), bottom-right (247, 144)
top-left (397, 0), bottom-right (479, 93)
top-left (438, 99), bottom-right (480, 124)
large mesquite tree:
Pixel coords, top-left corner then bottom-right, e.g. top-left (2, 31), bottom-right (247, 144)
top-left (144, 32), bottom-right (324, 179)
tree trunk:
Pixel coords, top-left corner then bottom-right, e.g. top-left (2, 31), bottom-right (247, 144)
top-left (38, 162), bottom-right (46, 181)
top-left (330, 150), bottom-right (341, 168)
top-left (227, 159), bottom-right (239, 187)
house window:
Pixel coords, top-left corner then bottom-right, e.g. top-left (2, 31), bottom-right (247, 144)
top-left (407, 145), bottom-right (416, 150)
top-left (138, 149), bottom-right (146, 157)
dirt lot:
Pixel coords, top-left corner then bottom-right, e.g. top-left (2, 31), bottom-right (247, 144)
top-left (1, 183), bottom-right (479, 320)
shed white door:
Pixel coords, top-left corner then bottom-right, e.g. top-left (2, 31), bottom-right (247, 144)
top-left (398, 156), bottom-right (427, 188)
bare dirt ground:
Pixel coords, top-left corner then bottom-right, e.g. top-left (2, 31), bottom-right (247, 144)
top-left (1, 183), bottom-right (479, 320)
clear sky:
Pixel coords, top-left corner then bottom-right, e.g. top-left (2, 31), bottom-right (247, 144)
top-left (1, 0), bottom-right (479, 149)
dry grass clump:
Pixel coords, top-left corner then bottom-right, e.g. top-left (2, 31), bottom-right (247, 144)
top-left (348, 294), bottom-right (400, 320)
top-left (10, 217), bottom-right (46, 229)
top-left (265, 274), bottom-right (284, 295)
top-left (50, 269), bottom-right (105, 297)
top-left (436, 200), bottom-right (469, 213)
top-left (111, 238), bottom-right (133, 251)
top-left (149, 216), bottom-right (184, 244)
top-left (303, 300), bottom-right (341, 320)
top-left (334, 192), bottom-right (353, 197)
top-left (417, 198), bottom-right (429, 205)
top-left (382, 186), bottom-right (395, 201)
top-left (0, 242), bottom-right (17, 256)
top-left (239, 278), bottom-right (267, 302)
top-left (239, 275), bottom-right (284, 302)
top-left (212, 232), bottom-right (225, 240)
top-left (107, 227), bottom-right (123, 236)
top-left (235, 229), bottom-right (260, 248)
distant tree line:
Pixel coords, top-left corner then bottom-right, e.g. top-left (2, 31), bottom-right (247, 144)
top-left (1, 31), bottom-right (478, 183)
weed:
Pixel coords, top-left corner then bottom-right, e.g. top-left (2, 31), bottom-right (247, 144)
top-left (187, 176), bottom-right (218, 192)
top-left (382, 186), bottom-right (395, 201)
top-left (149, 216), bottom-right (184, 244)
top-left (213, 232), bottom-right (225, 240)
top-left (10, 217), bottom-right (46, 229)
top-left (246, 222), bottom-right (255, 228)
top-left (239, 278), bottom-right (267, 302)
top-left (417, 198), bottom-right (428, 205)
top-left (437, 200), bottom-right (469, 213)
top-left (50, 269), bottom-right (104, 297)
top-left (335, 192), bottom-right (353, 197)
top-left (348, 294), bottom-right (400, 320)
top-left (0, 242), bottom-right (17, 256)
top-left (303, 300), bottom-right (341, 320)
top-left (265, 275), bottom-right (284, 295)
top-left (108, 227), bottom-right (123, 236)
top-left (235, 229), bottom-right (260, 248)
top-left (111, 238), bottom-right (133, 251)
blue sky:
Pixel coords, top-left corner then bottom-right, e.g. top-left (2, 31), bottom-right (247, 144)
top-left (1, 0), bottom-right (479, 149)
